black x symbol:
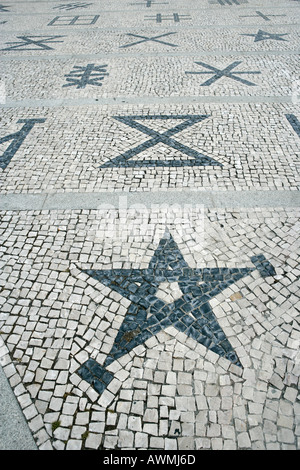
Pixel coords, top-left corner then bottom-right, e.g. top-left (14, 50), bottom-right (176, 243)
top-left (120, 32), bottom-right (178, 48)
top-left (2, 35), bottom-right (65, 51)
top-left (186, 60), bottom-right (261, 87)
top-left (100, 115), bottom-right (222, 168)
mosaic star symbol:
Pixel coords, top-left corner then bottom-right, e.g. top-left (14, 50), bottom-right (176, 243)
top-left (241, 29), bottom-right (289, 42)
top-left (77, 234), bottom-right (275, 395)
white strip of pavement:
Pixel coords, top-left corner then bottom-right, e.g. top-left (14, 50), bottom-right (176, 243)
top-left (1, 190), bottom-right (300, 212)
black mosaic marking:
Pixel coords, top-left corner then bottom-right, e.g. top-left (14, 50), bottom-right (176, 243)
top-left (130, 0), bottom-right (169, 6)
top-left (144, 13), bottom-right (191, 23)
top-left (241, 30), bottom-right (289, 42)
top-left (209, 0), bottom-right (248, 5)
top-left (239, 11), bottom-right (287, 21)
top-left (100, 115), bottom-right (222, 168)
top-left (0, 4), bottom-right (10, 12)
top-left (286, 114), bottom-right (300, 139)
top-left (185, 60), bottom-right (261, 87)
top-left (48, 14), bottom-right (99, 26)
top-left (77, 234), bottom-right (276, 395)
top-left (63, 64), bottom-right (108, 88)
top-left (0, 119), bottom-right (46, 170)
top-left (53, 2), bottom-right (94, 10)
top-left (120, 32), bottom-right (178, 48)
top-left (2, 35), bottom-right (65, 51)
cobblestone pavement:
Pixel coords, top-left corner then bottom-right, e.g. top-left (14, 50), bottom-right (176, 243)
top-left (0, 0), bottom-right (299, 452)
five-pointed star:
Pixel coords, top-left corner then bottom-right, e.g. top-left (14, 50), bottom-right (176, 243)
top-left (77, 234), bottom-right (275, 395)
top-left (241, 29), bottom-right (289, 42)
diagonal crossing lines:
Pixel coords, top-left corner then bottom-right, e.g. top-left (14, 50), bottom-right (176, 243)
top-left (185, 60), bottom-right (261, 86)
top-left (120, 32), bottom-right (178, 48)
top-left (100, 115), bottom-right (223, 168)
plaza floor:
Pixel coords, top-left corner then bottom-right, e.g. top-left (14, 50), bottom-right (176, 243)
top-left (0, 0), bottom-right (299, 452)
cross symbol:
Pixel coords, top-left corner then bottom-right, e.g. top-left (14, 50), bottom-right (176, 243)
top-left (239, 11), bottom-right (286, 21)
top-left (100, 115), bottom-right (222, 168)
top-left (120, 32), bottom-right (178, 48)
top-left (129, 0), bottom-right (169, 6)
top-left (241, 30), bottom-right (289, 42)
top-left (1, 35), bottom-right (65, 51)
top-left (77, 233), bottom-right (276, 396)
top-left (210, 0), bottom-right (247, 4)
top-left (185, 60), bottom-right (261, 86)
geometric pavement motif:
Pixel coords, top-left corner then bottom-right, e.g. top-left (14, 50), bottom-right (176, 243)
top-left (285, 114), bottom-right (300, 139)
top-left (63, 64), bottom-right (109, 88)
top-left (100, 115), bottom-right (223, 168)
top-left (144, 13), bottom-right (191, 23)
top-left (130, 1), bottom-right (169, 6)
top-left (120, 32), bottom-right (178, 48)
top-left (241, 30), bottom-right (289, 42)
top-left (185, 61), bottom-right (261, 87)
top-left (209, 0), bottom-right (248, 5)
top-left (1, 35), bottom-right (66, 51)
top-left (239, 11), bottom-right (287, 21)
top-left (77, 233), bottom-right (276, 396)
top-left (47, 15), bottom-right (99, 26)
top-left (0, 4), bottom-right (10, 12)
top-left (0, 118), bottom-right (46, 170)
top-left (53, 3), bottom-right (94, 10)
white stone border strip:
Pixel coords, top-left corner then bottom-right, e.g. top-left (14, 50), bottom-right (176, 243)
top-left (1, 190), bottom-right (300, 212)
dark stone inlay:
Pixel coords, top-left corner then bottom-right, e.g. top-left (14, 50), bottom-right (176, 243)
top-left (63, 64), bottom-right (109, 88)
top-left (0, 118), bottom-right (46, 170)
top-left (239, 11), bottom-right (287, 21)
top-left (144, 13), bottom-right (191, 23)
top-left (129, 1), bottom-right (169, 6)
top-left (0, 4), bottom-right (10, 12)
top-left (286, 114), bottom-right (300, 138)
top-left (77, 234), bottom-right (276, 395)
top-left (100, 115), bottom-right (223, 168)
top-left (48, 14), bottom-right (99, 26)
top-left (241, 30), bottom-right (289, 42)
top-left (120, 32), bottom-right (178, 48)
top-left (185, 60), bottom-right (261, 87)
top-left (53, 3), bottom-right (94, 10)
top-left (209, 0), bottom-right (247, 4)
top-left (2, 35), bottom-right (66, 51)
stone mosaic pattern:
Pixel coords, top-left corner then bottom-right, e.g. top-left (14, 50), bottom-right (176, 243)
top-left (0, 103), bottom-right (299, 194)
top-left (0, 118), bottom-right (46, 170)
top-left (0, 0), bottom-right (299, 453)
top-left (0, 208), bottom-right (299, 450)
top-left (100, 115), bottom-right (223, 168)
